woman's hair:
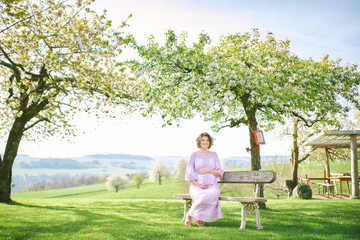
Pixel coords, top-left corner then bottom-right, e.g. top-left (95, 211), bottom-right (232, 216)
top-left (196, 132), bottom-right (214, 149)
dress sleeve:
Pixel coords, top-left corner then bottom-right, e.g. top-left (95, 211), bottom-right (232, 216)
top-left (214, 152), bottom-right (224, 180)
top-left (184, 153), bottom-right (198, 182)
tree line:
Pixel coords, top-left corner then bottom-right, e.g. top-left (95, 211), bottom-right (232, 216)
top-left (18, 175), bottom-right (107, 192)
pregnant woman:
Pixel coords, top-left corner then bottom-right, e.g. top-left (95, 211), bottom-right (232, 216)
top-left (184, 132), bottom-right (224, 226)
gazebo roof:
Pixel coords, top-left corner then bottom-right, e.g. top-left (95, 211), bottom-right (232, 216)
top-left (306, 130), bottom-right (360, 148)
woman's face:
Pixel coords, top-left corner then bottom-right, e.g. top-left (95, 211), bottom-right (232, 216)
top-left (200, 136), bottom-right (210, 149)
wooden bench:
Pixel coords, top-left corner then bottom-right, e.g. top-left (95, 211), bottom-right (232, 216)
top-left (316, 182), bottom-right (335, 197)
top-left (174, 170), bottom-right (276, 229)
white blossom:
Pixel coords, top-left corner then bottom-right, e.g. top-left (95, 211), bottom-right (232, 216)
top-left (149, 159), bottom-right (170, 185)
top-left (106, 174), bottom-right (129, 193)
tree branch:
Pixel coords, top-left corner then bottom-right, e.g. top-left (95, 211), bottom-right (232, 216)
top-left (299, 132), bottom-right (317, 146)
top-left (229, 117), bottom-right (248, 127)
top-left (0, 45), bottom-right (26, 72)
top-left (261, 102), bottom-right (323, 127)
top-left (298, 148), bottom-right (316, 164)
top-left (23, 117), bottom-right (51, 132)
top-left (288, 111), bottom-right (322, 127)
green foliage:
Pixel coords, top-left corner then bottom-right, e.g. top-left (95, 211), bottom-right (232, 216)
top-left (133, 174), bottom-right (144, 189)
top-left (138, 28), bottom-right (360, 131)
top-left (0, 0), bottom-right (144, 139)
top-left (296, 183), bottom-right (312, 199)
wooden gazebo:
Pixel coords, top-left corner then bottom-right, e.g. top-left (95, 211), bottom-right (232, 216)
top-left (306, 130), bottom-right (359, 199)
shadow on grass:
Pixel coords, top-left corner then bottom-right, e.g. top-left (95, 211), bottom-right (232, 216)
top-left (2, 200), bottom-right (155, 239)
top-left (2, 199), bottom-right (360, 239)
top-left (44, 189), bottom-right (106, 198)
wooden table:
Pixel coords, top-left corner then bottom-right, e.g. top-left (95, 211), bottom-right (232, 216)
top-left (330, 176), bottom-right (351, 197)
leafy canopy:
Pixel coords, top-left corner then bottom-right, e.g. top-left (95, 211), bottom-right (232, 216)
top-left (0, 0), bottom-right (144, 140)
top-left (138, 28), bottom-right (360, 131)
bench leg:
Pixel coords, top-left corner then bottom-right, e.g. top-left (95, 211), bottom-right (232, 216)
top-left (240, 204), bottom-right (246, 229)
top-left (254, 203), bottom-right (263, 229)
top-left (239, 202), bottom-right (263, 229)
top-left (182, 199), bottom-right (192, 221)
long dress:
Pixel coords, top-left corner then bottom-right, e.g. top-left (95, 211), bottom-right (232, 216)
top-left (184, 151), bottom-right (224, 222)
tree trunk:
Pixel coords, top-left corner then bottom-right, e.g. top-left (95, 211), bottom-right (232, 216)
top-left (245, 107), bottom-right (265, 208)
top-left (0, 167), bottom-right (12, 203)
top-left (289, 118), bottom-right (300, 195)
top-left (246, 108), bottom-right (261, 172)
top-left (0, 118), bottom-right (26, 202)
top-left (158, 174), bottom-right (161, 185)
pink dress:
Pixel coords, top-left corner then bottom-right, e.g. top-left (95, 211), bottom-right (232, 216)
top-left (185, 151), bottom-right (224, 222)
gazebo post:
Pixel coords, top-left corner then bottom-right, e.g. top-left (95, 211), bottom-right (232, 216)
top-left (350, 135), bottom-right (359, 199)
top-left (324, 148), bottom-right (331, 183)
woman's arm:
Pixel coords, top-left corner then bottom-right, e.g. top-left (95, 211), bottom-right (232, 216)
top-left (197, 168), bottom-right (221, 177)
top-left (184, 153), bottom-right (198, 182)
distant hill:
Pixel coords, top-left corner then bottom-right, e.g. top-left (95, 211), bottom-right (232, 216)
top-left (84, 153), bottom-right (153, 161)
top-left (20, 158), bottom-right (91, 169)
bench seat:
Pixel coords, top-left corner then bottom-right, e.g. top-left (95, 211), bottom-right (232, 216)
top-left (174, 194), bottom-right (267, 203)
top-left (316, 182), bottom-right (335, 197)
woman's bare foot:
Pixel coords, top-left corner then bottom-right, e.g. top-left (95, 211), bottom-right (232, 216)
top-left (185, 215), bottom-right (192, 226)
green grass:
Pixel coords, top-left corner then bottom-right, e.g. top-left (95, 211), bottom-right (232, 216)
top-left (1, 179), bottom-right (360, 240)
top-left (1, 198), bottom-right (359, 240)
top-left (13, 179), bottom-right (179, 199)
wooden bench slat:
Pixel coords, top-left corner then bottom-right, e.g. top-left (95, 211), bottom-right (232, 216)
top-left (316, 183), bottom-right (335, 187)
top-left (174, 194), bottom-right (267, 203)
top-left (173, 194), bottom-right (191, 199)
top-left (220, 196), bottom-right (267, 203)
top-left (219, 170), bottom-right (276, 184)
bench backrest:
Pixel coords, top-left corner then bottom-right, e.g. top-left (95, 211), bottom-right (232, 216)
top-left (219, 170), bottom-right (276, 184)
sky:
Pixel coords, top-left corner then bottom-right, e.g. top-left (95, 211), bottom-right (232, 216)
top-left (4, 0), bottom-right (360, 159)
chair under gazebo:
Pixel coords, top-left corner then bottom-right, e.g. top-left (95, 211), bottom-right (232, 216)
top-left (306, 130), bottom-right (359, 199)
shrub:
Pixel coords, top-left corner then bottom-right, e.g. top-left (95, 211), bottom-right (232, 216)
top-left (133, 175), bottom-right (144, 189)
top-left (294, 183), bottom-right (312, 199)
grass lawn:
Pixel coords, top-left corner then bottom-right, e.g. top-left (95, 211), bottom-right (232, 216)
top-left (1, 180), bottom-right (360, 240)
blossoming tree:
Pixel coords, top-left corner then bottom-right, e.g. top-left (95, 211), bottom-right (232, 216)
top-left (106, 174), bottom-right (129, 193)
top-left (138, 28), bottom-right (360, 197)
top-left (149, 159), bottom-right (170, 185)
top-left (0, 0), bottom-right (144, 202)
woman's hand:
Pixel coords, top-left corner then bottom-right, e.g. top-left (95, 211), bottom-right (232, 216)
top-left (190, 180), bottom-right (209, 189)
top-left (198, 168), bottom-right (221, 178)
top-left (198, 168), bottom-right (210, 175)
